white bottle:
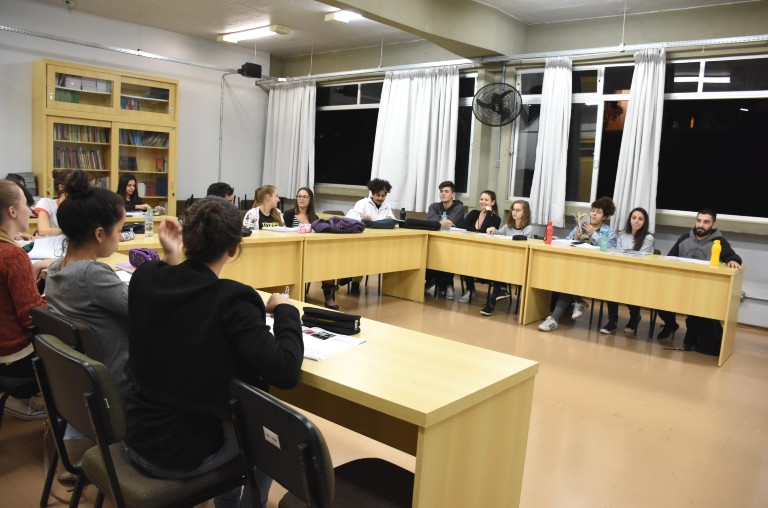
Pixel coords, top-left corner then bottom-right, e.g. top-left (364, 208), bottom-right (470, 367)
top-left (440, 212), bottom-right (450, 231)
top-left (144, 209), bottom-right (154, 238)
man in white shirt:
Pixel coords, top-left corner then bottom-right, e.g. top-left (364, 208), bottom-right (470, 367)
top-left (343, 179), bottom-right (394, 294)
top-left (346, 178), bottom-right (395, 221)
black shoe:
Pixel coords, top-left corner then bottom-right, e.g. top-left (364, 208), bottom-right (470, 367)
top-left (349, 281), bottom-right (361, 295)
top-left (338, 277), bottom-right (352, 286)
top-left (599, 322), bottom-right (617, 334)
top-left (624, 315), bottom-right (641, 333)
top-left (495, 287), bottom-right (510, 301)
top-left (480, 304), bottom-right (495, 316)
top-left (657, 322), bottom-right (679, 340)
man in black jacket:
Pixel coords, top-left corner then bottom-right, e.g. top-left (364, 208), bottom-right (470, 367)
top-left (657, 209), bottom-right (742, 350)
top-left (425, 181), bottom-right (465, 299)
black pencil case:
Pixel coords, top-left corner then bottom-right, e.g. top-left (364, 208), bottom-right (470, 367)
top-left (302, 307), bottom-right (361, 335)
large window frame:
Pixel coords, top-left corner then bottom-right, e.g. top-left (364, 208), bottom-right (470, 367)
top-left (509, 55), bottom-right (768, 224)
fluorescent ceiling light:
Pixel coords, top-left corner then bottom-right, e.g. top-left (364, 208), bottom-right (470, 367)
top-left (324, 10), bottom-right (362, 23)
top-left (217, 24), bottom-right (291, 43)
top-left (674, 76), bottom-right (730, 83)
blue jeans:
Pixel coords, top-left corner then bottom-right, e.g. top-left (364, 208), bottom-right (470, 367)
top-left (125, 422), bottom-right (271, 508)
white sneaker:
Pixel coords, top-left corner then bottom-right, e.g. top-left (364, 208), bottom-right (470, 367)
top-left (458, 291), bottom-right (471, 303)
top-left (571, 302), bottom-right (588, 320)
top-left (4, 395), bottom-right (46, 421)
top-left (424, 284), bottom-right (436, 295)
top-left (445, 287), bottom-right (455, 300)
top-left (538, 316), bottom-right (559, 332)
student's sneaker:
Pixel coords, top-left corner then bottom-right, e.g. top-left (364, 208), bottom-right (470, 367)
top-left (349, 281), bottom-right (361, 296)
top-left (495, 287), bottom-right (510, 301)
top-left (445, 286), bottom-right (455, 300)
top-left (4, 395), bottom-right (46, 421)
top-left (538, 316), bottom-right (558, 332)
top-left (571, 302), bottom-right (588, 320)
top-left (600, 322), bottom-right (617, 334)
top-left (424, 283), bottom-right (436, 295)
top-left (657, 322), bottom-right (679, 340)
top-left (624, 315), bottom-right (642, 333)
top-left (458, 291), bottom-right (472, 303)
top-left (480, 304), bottom-right (495, 316)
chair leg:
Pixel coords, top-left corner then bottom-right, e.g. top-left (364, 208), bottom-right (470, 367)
top-left (39, 449), bottom-right (59, 507)
top-left (596, 300), bottom-right (604, 331)
top-left (70, 475), bottom-right (87, 508)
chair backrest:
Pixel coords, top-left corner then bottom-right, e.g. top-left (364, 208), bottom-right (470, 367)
top-left (31, 307), bottom-right (102, 361)
top-left (33, 334), bottom-right (125, 446)
top-left (229, 379), bottom-right (334, 508)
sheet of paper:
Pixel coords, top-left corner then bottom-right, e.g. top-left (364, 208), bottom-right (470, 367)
top-left (262, 226), bottom-right (299, 232)
top-left (265, 315), bottom-right (365, 360)
top-left (662, 256), bottom-right (710, 265)
top-left (26, 235), bottom-right (65, 259)
top-left (115, 270), bottom-right (132, 283)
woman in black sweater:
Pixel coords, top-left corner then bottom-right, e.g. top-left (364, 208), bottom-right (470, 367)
top-left (456, 190), bottom-right (501, 303)
top-left (125, 196), bottom-right (303, 508)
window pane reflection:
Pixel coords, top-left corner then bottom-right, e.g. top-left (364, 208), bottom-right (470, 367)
top-left (565, 104), bottom-right (597, 202)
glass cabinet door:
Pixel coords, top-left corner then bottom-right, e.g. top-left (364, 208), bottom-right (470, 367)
top-left (46, 65), bottom-right (117, 113)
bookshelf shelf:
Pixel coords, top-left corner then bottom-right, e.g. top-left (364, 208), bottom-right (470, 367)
top-left (33, 59), bottom-right (178, 215)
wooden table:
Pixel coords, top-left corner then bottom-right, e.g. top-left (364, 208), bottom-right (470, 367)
top-left (302, 229), bottom-right (429, 302)
top-left (427, 231), bottom-right (530, 317)
top-left (522, 243), bottom-right (744, 366)
top-left (271, 297), bottom-right (539, 508)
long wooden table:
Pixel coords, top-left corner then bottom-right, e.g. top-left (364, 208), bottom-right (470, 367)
top-left (271, 296), bottom-right (539, 508)
top-left (522, 243), bottom-right (744, 366)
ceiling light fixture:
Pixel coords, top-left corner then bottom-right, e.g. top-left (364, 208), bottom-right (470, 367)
top-left (324, 10), bottom-right (362, 23)
top-left (217, 24), bottom-right (291, 43)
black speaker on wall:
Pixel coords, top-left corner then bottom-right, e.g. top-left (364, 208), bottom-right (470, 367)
top-left (238, 63), bottom-right (262, 79)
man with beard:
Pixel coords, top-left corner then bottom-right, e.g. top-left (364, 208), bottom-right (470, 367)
top-left (656, 209), bottom-right (742, 348)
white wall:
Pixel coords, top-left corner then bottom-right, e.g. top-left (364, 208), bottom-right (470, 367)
top-left (0, 0), bottom-right (269, 203)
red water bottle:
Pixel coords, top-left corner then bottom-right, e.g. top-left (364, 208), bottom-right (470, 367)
top-left (545, 221), bottom-right (553, 244)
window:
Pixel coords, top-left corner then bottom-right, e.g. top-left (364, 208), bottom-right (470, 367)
top-left (511, 55), bottom-right (768, 219)
top-left (314, 75), bottom-right (476, 193)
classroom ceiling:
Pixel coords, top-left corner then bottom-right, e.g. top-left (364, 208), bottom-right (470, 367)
top-left (29, 0), bottom-right (748, 58)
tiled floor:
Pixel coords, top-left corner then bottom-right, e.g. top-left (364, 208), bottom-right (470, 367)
top-left (3, 281), bottom-right (767, 507)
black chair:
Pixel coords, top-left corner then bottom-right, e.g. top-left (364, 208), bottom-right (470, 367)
top-left (32, 334), bottom-right (244, 508)
top-left (229, 379), bottom-right (414, 508)
top-left (31, 306), bottom-right (104, 506)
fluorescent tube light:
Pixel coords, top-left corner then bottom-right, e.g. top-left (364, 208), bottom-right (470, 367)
top-left (324, 10), bottom-right (362, 23)
top-left (218, 24), bottom-right (291, 43)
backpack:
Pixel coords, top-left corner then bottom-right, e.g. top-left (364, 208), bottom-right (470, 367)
top-left (683, 316), bottom-right (722, 356)
top-left (311, 217), bottom-right (366, 234)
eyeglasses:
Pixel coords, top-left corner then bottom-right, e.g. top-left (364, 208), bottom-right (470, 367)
top-left (296, 195), bottom-right (310, 199)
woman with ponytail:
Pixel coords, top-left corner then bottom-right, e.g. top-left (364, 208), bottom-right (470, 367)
top-left (44, 169), bottom-right (131, 395)
top-left (242, 184), bottom-right (284, 230)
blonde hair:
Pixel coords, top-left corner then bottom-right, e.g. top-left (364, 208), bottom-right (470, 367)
top-left (253, 185), bottom-right (283, 226)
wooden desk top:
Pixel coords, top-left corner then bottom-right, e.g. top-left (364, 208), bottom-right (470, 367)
top-left (271, 294), bottom-right (539, 429)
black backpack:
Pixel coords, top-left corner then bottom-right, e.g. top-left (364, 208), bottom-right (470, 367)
top-left (684, 316), bottom-right (722, 356)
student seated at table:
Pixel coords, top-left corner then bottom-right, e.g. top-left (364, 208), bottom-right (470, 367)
top-left (425, 180), bottom-right (465, 299)
top-left (44, 170), bottom-right (131, 396)
top-left (124, 196), bottom-right (303, 508)
top-left (243, 184), bottom-right (284, 230)
top-left (599, 207), bottom-right (655, 334)
top-left (4, 173), bottom-right (35, 210)
top-left (116, 173), bottom-right (149, 212)
top-left (479, 199), bottom-right (534, 316)
top-left (344, 178), bottom-right (395, 295)
top-left (206, 181), bottom-right (235, 204)
top-left (538, 196), bottom-right (617, 332)
top-left (33, 168), bottom-right (72, 236)
top-left (0, 179), bottom-right (49, 421)
top-left (285, 187), bottom-right (339, 309)
top-left (456, 190), bottom-right (501, 303)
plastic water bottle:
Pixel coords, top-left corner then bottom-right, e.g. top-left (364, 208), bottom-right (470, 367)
top-left (599, 232), bottom-right (608, 251)
top-left (400, 208), bottom-right (407, 220)
top-left (144, 209), bottom-right (154, 238)
top-left (440, 212), bottom-right (450, 231)
top-left (283, 285), bottom-right (291, 298)
top-left (710, 239), bottom-right (721, 266)
top-left (544, 221), bottom-right (553, 244)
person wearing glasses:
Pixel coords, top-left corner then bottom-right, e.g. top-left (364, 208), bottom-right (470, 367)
top-left (284, 187), bottom-right (340, 310)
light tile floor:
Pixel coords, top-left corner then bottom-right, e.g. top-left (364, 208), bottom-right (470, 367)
top-left (3, 281), bottom-right (766, 507)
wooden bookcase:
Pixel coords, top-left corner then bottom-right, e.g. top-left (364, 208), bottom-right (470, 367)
top-left (32, 59), bottom-right (178, 215)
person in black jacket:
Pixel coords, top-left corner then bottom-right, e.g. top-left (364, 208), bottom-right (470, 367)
top-left (124, 196), bottom-right (303, 508)
top-left (456, 190), bottom-right (501, 303)
top-left (424, 180), bottom-right (465, 299)
top-left (657, 209), bottom-right (742, 346)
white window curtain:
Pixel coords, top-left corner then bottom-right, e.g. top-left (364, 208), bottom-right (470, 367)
top-left (262, 81), bottom-right (316, 197)
top-left (529, 57), bottom-right (572, 227)
top-left (370, 67), bottom-right (459, 211)
top-left (612, 49), bottom-right (666, 232)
